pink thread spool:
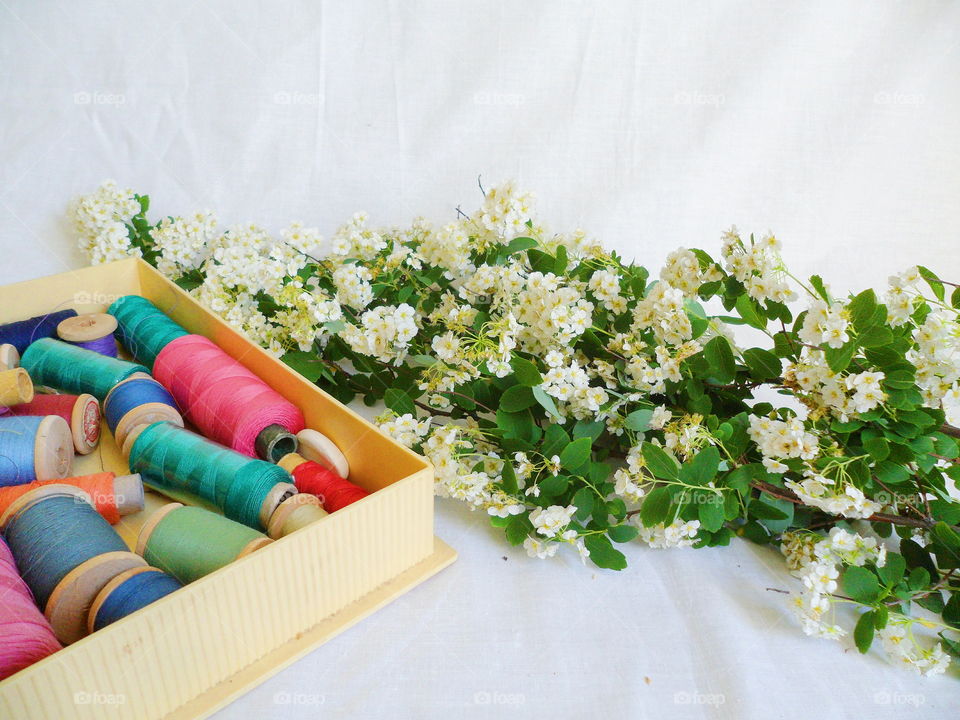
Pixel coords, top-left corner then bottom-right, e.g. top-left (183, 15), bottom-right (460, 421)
top-left (0, 535), bottom-right (61, 679)
top-left (153, 335), bottom-right (304, 459)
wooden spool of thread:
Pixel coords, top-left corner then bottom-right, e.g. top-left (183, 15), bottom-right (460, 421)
top-left (0, 415), bottom-right (74, 485)
top-left (278, 452), bottom-right (370, 513)
top-left (20, 338), bottom-right (149, 401)
top-left (136, 503), bottom-right (273, 584)
top-left (87, 566), bottom-right (182, 633)
top-left (7, 393), bottom-right (101, 454)
top-left (0, 343), bottom-right (20, 372)
top-left (296, 429), bottom-right (350, 478)
top-left (0, 368), bottom-right (34, 407)
top-left (267, 493), bottom-right (328, 539)
top-left (57, 313), bottom-right (119, 357)
top-left (0, 309), bottom-right (77, 354)
top-left (0, 485), bottom-right (146, 644)
top-left (103, 376), bottom-right (183, 449)
top-left (0, 473), bottom-right (144, 524)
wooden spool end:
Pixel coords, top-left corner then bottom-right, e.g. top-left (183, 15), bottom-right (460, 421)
top-left (258, 482), bottom-right (298, 529)
top-left (86, 565), bottom-right (166, 635)
top-left (277, 452), bottom-right (308, 474)
top-left (56, 313), bottom-right (119, 343)
top-left (113, 403), bottom-right (183, 448)
top-left (45, 550), bottom-right (146, 645)
top-left (296, 429), bottom-right (350, 478)
top-left (236, 536), bottom-right (274, 559)
top-left (267, 493), bottom-right (327, 539)
top-left (33, 415), bottom-right (74, 480)
top-left (71, 393), bottom-right (101, 455)
top-left (0, 367), bottom-right (34, 406)
top-left (121, 423), bottom-right (149, 458)
top-left (0, 483), bottom-right (92, 532)
top-left (135, 502), bottom-right (183, 556)
top-left (0, 343), bottom-right (19, 371)
top-left (113, 474), bottom-right (145, 516)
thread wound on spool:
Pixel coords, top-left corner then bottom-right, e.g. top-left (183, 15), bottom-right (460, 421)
top-left (154, 334), bottom-right (305, 457)
top-left (139, 504), bottom-right (271, 584)
top-left (104, 376), bottom-right (182, 447)
top-left (0, 368), bottom-right (34, 407)
top-left (0, 415), bottom-right (74, 485)
top-left (129, 421), bottom-right (296, 530)
top-left (108, 295), bottom-right (189, 369)
top-left (287, 456), bottom-right (371, 513)
top-left (0, 535), bottom-right (61, 680)
top-left (20, 338), bottom-right (149, 400)
top-left (8, 393), bottom-right (101, 454)
top-left (0, 473), bottom-right (136, 524)
top-left (57, 313), bottom-right (119, 358)
top-left (89, 567), bottom-right (182, 632)
top-left (0, 310), bottom-right (77, 354)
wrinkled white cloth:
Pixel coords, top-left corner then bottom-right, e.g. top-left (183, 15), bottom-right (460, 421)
top-left (1, 1), bottom-right (958, 717)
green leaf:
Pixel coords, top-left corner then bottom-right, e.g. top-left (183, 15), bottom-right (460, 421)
top-left (532, 386), bottom-right (563, 421)
top-left (608, 524), bottom-right (640, 543)
top-left (944, 594), bottom-right (960, 626)
top-left (640, 486), bottom-right (672, 527)
top-left (858, 325), bottom-right (893, 348)
top-left (625, 408), bottom-right (654, 432)
top-left (825, 339), bottom-right (858, 373)
top-left (572, 420), bottom-right (605, 443)
top-left (572, 487), bottom-right (594, 520)
top-left (863, 435), bottom-right (890, 462)
top-left (496, 408), bottom-right (536, 442)
top-left (559, 437), bottom-right (593, 474)
top-left (843, 566), bottom-right (880, 604)
top-left (281, 351), bottom-right (324, 383)
top-left (505, 514), bottom-right (533, 546)
top-left (500, 385), bottom-right (537, 412)
top-left (538, 474), bottom-right (570, 496)
top-left (500, 461), bottom-right (518, 494)
top-left (703, 336), bottom-right (737, 384)
top-left (735, 293), bottom-right (767, 330)
top-left (383, 387), bottom-right (416, 416)
top-left (848, 289), bottom-right (878, 329)
top-left (742, 348), bottom-right (781, 380)
top-left (854, 611), bottom-right (876, 654)
top-left (877, 552), bottom-right (906, 586)
top-left (698, 495), bottom-right (726, 532)
top-left (684, 299), bottom-right (709, 339)
top-left (510, 355), bottom-right (543, 386)
top-left (503, 236), bottom-right (539, 255)
top-left (900, 538), bottom-right (939, 579)
top-left (917, 265), bottom-right (946, 302)
top-left (641, 443), bottom-right (679, 480)
top-left (584, 534), bottom-right (627, 570)
top-left (681, 446), bottom-right (720, 486)
top-left (809, 275), bottom-right (831, 302)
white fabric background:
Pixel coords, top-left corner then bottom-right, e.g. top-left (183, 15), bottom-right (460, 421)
top-left (2, 1), bottom-right (959, 717)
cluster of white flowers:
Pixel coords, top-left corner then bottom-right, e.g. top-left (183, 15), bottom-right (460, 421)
top-left (620, 341), bottom-right (699, 396)
top-left (885, 266), bottom-right (922, 326)
top-left (910, 309), bottom-right (960, 413)
top-left (798, 298), bottom-right (850, 349)
top-left (330, 212), bottom-right (386, 260)
top-left (747, 415), bottom-right (819, 466)
top-left (341, 303), bottom-right (418, 364)
top-left (720, 228), bottom-right (796, 303)
top-left (540, 351), bottom-right (610, 420)
top-left (270, 282), bottom-right (342, 351)
top-left (332, 264), bottom-right (374, 310)
top-left (788, 347), bottom-right (886, 420)
top-left (613, 443), bottom-right (648, 503)
top-left (474, 180), bottom-right (535, 245)
top-left (153, 210), bottom-right (219, 278)
top-left (530, 505), bottom-right (576, 538)
top-left (635, 518), bottom-right (701, 549)
top-left (418, 220), bottom-right (472, 275)
top-left (378, 412), bottom-right (433, 448)
top-left (785, 470), bottom-right (883, 520)
top-left (632, 281), bottom-right (692, 346)
top-left (70, 180), bottom-right (142, 264)
top-left (662, 412), bottom-right (715, 461)
top-left (879, 618), bottom-right (951, 677)
top-left (204, 223), bottom-right (290, 297)
top-left (659, 248), bottom-right (723, 297)
top-left (587, 269), bottom-right (627, 313)
top-left (514, 272), bottom-right (594, 352)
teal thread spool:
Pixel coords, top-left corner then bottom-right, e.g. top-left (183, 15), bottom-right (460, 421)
top-left (128, 422), bottom-right (297, 530)
top-left (108, 296), bottom-right (189, 370)
top-left (20, 338), bottom-right (149, 401)
top-left (136, 503), bottom-right (273, 584)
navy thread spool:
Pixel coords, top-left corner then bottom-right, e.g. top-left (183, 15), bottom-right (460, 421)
top-left (57, 313), bottom-right (119, 358)
top-left (88, 566), bottom-right (182, 632)
top-left (20, 338), bottom-right (149, 401)
top-left (0, 485), bottom-right (146, 644)
top-left (0, 310), bottom-right (77, 354)
top-left (0, 415), bottom-right (74, 485)
top-left (103, 376), bottom-right (183, 449)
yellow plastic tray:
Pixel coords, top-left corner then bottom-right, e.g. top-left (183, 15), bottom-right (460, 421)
top-left (0, 258), bottom-right (456, 719)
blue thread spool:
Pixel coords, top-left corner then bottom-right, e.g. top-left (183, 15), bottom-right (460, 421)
top-left (88, 566), bottom-right (182, 632)
top-left (127, 422), bottom-right (296, 530)
top-left (20, 338), bottom-right (149, 401)
top-left (0, 310), bottom-right (77, 354)
top-left (57, 313), bottom-right (119, 358)
top-left (103, 376), bottom-right (183, 449)
top-left (0, 415), bottom-right (74, 485)
top-left (0, 485), bottom-right (146, 644)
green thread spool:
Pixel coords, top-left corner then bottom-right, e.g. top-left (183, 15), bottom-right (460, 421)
top-left (136, 503), bottom-right (272, 584)
top-left (108, 296), bottom-right (189, 370)
top-left (20, 338), bottom-right (149, 401)
top-left (128, 422), bottom-right (296, 530)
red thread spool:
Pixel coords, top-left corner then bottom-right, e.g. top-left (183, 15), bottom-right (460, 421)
top-left (7, 394), bottom-right (101, 454)
top-left (153, 335), bottom-right (304, 458)
top-left (278, 453), bottom-right (370, 512)
top-left (0, 473), bottom-right (144, 525)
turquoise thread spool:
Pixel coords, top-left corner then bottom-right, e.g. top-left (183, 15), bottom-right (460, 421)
top-left (108, 296), bottom-right (189, 369)
top-left (20, 338), bottom-right (149, 401)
